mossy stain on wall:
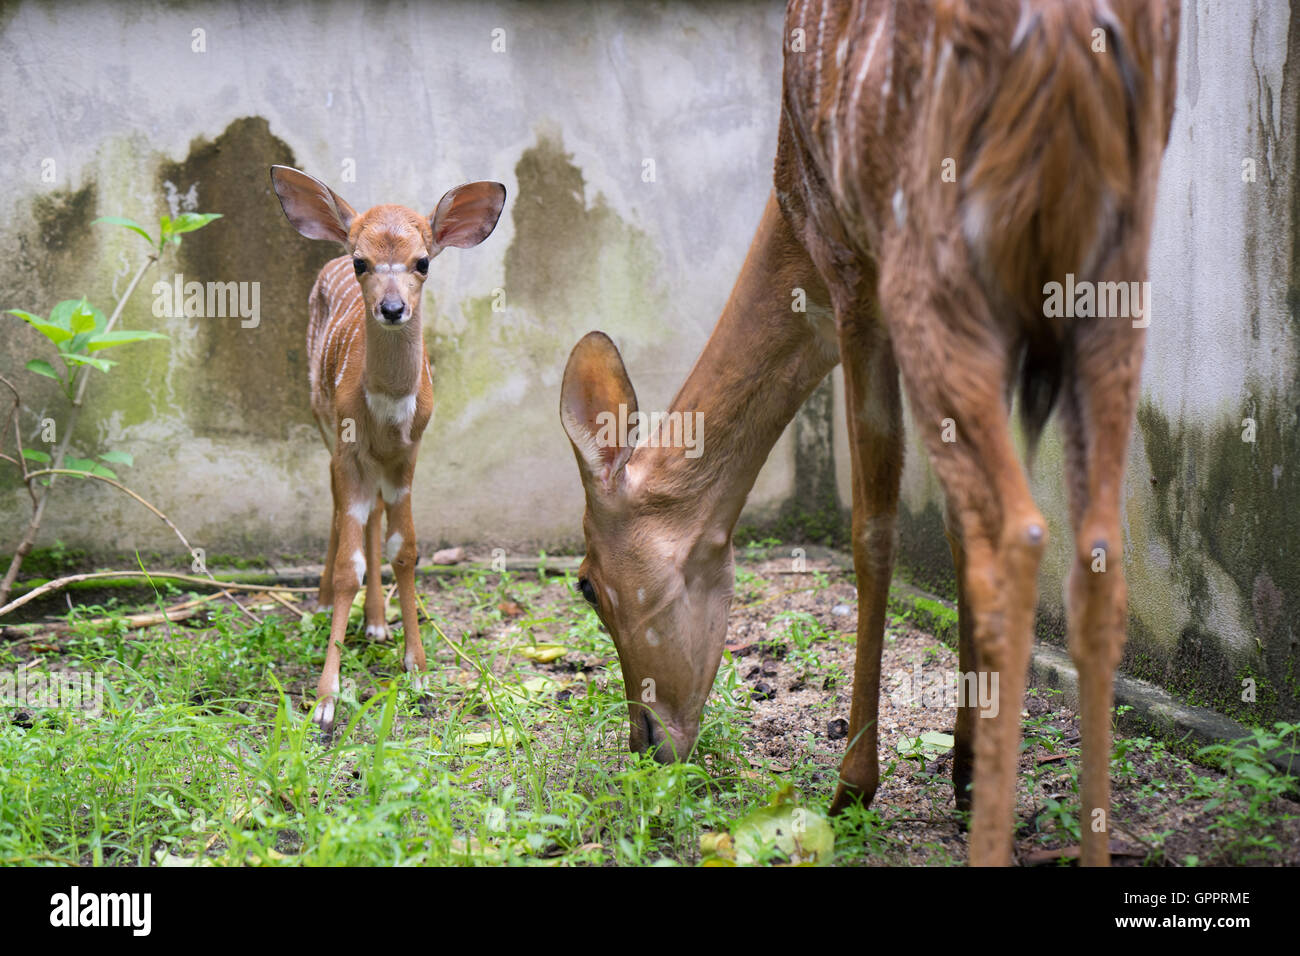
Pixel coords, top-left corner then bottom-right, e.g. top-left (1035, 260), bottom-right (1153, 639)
top-left (156, 116), bottom-right (322, 440)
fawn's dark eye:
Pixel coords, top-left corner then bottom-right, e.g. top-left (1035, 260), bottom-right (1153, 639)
top-left (353, 257), bottom-right (367, 277)
top-left (577, 577), bottom-right (597, 607)
top-left (415, 256), bottom-right (429, 274)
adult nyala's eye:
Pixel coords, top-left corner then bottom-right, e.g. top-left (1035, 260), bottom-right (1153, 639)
top-left (415, 256), bottom-right (429, 274)
top-left (577, 577), bottom-right (597, 606)
top-left (353, 257), bottom-right (367, 277)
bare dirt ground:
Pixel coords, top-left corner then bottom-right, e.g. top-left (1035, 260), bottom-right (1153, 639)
top-left (375, 551), bottom-right (1300, 865)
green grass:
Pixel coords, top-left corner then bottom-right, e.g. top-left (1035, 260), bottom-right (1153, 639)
top-left (0, 568), bottom-right (857, 867)
top-left (2, 561), bottom-right (1295, 867)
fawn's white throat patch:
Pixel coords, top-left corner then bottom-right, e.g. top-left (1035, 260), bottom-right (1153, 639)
top-left (365, 390), bottom-right (417, 426)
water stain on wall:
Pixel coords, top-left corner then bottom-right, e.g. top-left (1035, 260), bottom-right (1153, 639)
top-left (31, 184), bottom-right (98, 256)
top-left (0, 181), bottom-right (103, 495)
top-left (1125, 5), bottom-right (1300, 720)
top-left (157, 116), bottom-right (322, 440)
top-left (429, 128), bottom-right (668, 434)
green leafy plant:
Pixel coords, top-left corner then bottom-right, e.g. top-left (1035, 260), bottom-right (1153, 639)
top-left (0, 207), bottom-right (221, 608)
top-left (1192, 722), bottom-right (1300, 862)
top-left (10, 297), bottom-right (165, 402)
top-left (94, 212), bottom-right (222, 257)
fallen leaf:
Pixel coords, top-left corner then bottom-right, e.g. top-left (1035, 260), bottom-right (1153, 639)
top-left (897, 731), bottom-right (954, 755)
top-left (461, 726), bottom-right (521, 749)
top-left (431, 547), bottom-right (465, 565)
top-left (155, 851), bottom-right (214, 867)
top-left (498, 601), bottom-right (524, 618)
top-left (712, 788), bottom-right (833, 866)
top-left (449, 835), bottom-right (527, 863)
top-left (519, 675), bottom-right (559, 696)
top-left (517, 643), bottom-right (567, 663)
top-left (732, 802), bottom-right (834, 866)
top-left (346, 590), bottom-right (400, 626)
top-left (700, 832), bottom-right (734, 857)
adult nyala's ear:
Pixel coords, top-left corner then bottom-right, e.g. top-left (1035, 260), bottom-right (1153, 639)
top-left (428, 181), bottom-right (507, 251)
top-left (269, 165), bottom-right (358, 245)
top-left (561, 331), bottom-right (639, 493)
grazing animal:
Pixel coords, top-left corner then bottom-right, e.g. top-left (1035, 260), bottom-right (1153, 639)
top-left (271, 165), bottom-right (505, 735)
top-left (559, 0), bottom-right (1179, 864)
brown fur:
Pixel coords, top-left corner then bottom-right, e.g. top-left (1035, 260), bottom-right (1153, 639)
top-left (561, 0), bottom-right (1179, 866)
top-left (778, 0), bottom-right (1180, 865)
top-left (272, 166), bottom-right (505, 736)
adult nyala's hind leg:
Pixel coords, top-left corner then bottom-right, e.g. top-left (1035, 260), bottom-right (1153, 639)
top-left (829, 306), bottom-right (903, 816)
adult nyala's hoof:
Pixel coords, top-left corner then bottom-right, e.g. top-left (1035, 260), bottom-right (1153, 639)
top-left (829, 780), bottom-right (876, 816)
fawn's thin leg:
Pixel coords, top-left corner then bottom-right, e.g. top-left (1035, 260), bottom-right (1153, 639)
top-left (1059, 316), bottom-right (1145, 867)
top-left (945, 510), bottom-right (976, 817)
top-left (317, 502), bottom-right (339, 612)
top-left (830, 313), bottom-right (903, 815)
top-left (886, 286), bottom-right (1045, 866)
top-left (384, 483), bottom-right (426, 684)
top-left (314, 458), bottom-right (370, 735)
top-left (363, 492), bottom-right (389, 639)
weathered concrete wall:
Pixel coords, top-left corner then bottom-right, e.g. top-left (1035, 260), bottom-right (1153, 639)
top-left (0, 0), bottom-right (792, 558)
top-left (1, 2), bottom-right (1296, 720)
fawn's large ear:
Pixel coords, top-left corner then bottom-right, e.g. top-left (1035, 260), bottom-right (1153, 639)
top-left (561, 332), bottom-right (639, 493)
top-left (269, 165), bottom-right (357, 244)
top-left (429, 182), bottom-right (507, 250)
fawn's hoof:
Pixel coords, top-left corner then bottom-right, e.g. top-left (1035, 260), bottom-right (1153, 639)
top-left (311, 697), bottom-right (336, 738)
top-left (364, 622), bottom-right (391, 641)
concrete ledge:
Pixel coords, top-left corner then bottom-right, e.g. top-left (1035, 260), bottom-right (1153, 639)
top-left (883, 580), bottom-right (1299, 778)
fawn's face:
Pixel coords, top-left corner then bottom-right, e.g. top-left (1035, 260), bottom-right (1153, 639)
top-left (561, 332), bottom-right (733, 763)
top-left (348, 207), bottom-right (433, 329)
top-left (270, 165), bottom-right (506, 330)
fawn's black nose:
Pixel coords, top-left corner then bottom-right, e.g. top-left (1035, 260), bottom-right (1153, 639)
top-left (379, 296), bottom-right (405, 323)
